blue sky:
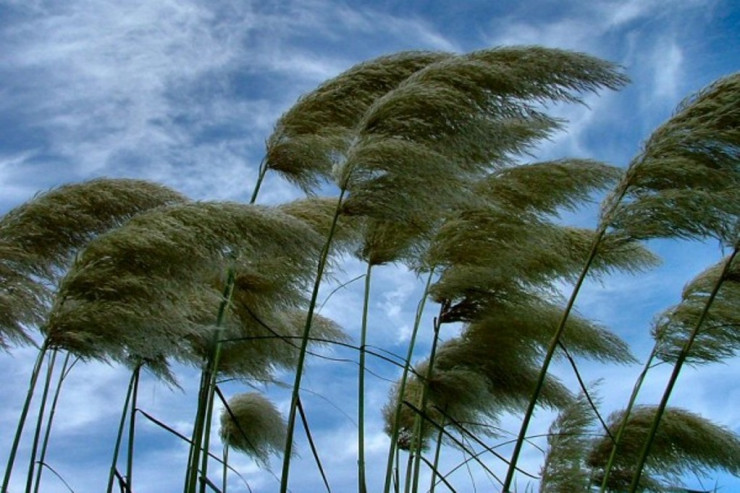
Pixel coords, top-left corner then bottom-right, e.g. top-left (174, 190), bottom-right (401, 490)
top-left (1, 0), bottom-right (738, 492)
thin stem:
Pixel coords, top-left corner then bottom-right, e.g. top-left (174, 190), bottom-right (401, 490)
top-left (280, 188), bottom-right (346, 493)
top-left (2, 339), bottom-right (49, 493)
top-left (411, 301), bottom-right (449, 493)
top-left (598, 347), bottom-right (657, 492)
top-left (627, 245), bottom-right (739, 492)
top-left (383, 270), bottom-right (435, 493)
top-left (107, 366), bottom-right (139, 493)
top-left (249, 158), bottom-right (268, 205)
top-left (198, 269), bottom-right (236, 493)
top-left (222, 444), bottom-right (229, 493)
top-left (358, 263), bottom-right (373, 493)
top-left (185, 368), bottom-right (210, 492)
top-left (429, 411), bottom-right (447, 493)
top-left (502, 226), bottom-right (607, 491)
top-left (25, 347), bottom-right (58, 493)
top-left (125, 365), bottom-right (141, 493)
top-left (297, 397), bottom-right (332, 493)
top-left (33, 352), bottom-right (73, 493)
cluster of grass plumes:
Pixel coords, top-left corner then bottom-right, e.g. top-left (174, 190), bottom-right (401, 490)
top-left (3, 49), bottom-right (739, 493)
top-left (45, 202), bottom-right (330, 381)
top-left (339, 48), bottom-right (627, 226)
top-left (587, 406), bottom-right (740, 489)
top-left (219, 392), bottom-right (288, 466)
top-left (0, 179), bottom-right (187, 347)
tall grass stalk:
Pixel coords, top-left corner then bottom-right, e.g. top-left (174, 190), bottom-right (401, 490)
top-left (502, 181), bottom-right (632, 491)
top-left (186, 268), bottom-right (235, 493)
top-left (357, 263), bottom-right (373, 493)
top-left (428, 412), bottom-right (446, 493)
top-left (125, 365), bottom-right (141, 493)
top-left (33, 352), bottom-right (74, 493)
top-left (24, 347), bottom-right (58, 493)
top-left (280, 188), bottom-right (346, 493)
top-left (382, 270), bottom-right (435, 493)
top-left (627, 245), bottom-right (739, 492)
top-left (598, 347), bottom-right (658, 492)
top-left (410, 301), bottom-right (448, 493)
top-left (106, 364), bottom-right (139, 493)
top-left (2, 339), bottom-right (49, 493)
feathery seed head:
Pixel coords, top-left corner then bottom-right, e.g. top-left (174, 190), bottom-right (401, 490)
top-left (219, 392), bottom-right (287, 465)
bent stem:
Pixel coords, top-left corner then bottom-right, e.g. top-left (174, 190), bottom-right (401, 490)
top-left (2, 338), bottom-right (49, 493)
top-left (280, 188), bottom-right (346, 493)
top-left (125, 365), bottom-right (141, 492)
top-left (383, 270), bottom-right (435, 493)
top-left (33, 352), bottom-right (74, 493)
top-left (598, 347), bottom-right (657, 492)
top-left (196, 268), bottom-right (236, 493)
top-left (410, 301), bottom-right (448, 493)
top-left (24, 347), bottom-right (58, 493)
top-left (357, 263), bottom-right (373, 493)
top-left (502, 229), bottom-right (606, 491)
top-left (627, 245), bottom-right (739, 492)
top-left (107, 364), bottom-right (140, 493)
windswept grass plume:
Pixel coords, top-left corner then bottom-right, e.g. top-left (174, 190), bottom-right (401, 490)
top-left (265, 51), bottom-right (452, 192)
top-left (653, 252), bottom-right (740, 364)
top-left (206, 310), bottom-right (346, 382)
top-left (0, 178), bottom-right (187, 346)
top-left (383, 363), bottom-right (493, 452)
top-left (219, 392), bottom-right (287, 466)
top-left (46, 202), bottom-right (325, 379)
top-left (606, 72), bottom-right (739, 244)
top-left (587, 406), bottom-right (740, 489)
top-left (540, 392), bottom-right (598, 493)
top-left (339, 47), bottom-right (627, 222)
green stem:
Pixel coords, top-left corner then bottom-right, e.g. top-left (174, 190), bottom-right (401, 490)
top-left (32, 352), bottom-right (73, 493)
top-left (197, 269), bottom-right (236, 493)
top-left (249, 158), bottom-right (268, 205)
top-left (428, 409), bottom-right (447, 493)
top-left (403, 451), bottom-right (414, 493)
top-left (410, 301), bottom-right (448, 493)
top-left (107, 365), bottom-right (139, 493)
top-left (185, 368), bottom-right (210, 492)
top-left (2, 339), bottom-right (48, 493)
top-left (627, 245), bottom-right (738, 492)
top-left (24, 347), bottom-right (58, 493)
top-left (383, 270), bottom-right (435, 493)
top-left (125, 365), bottom-right (141, 493)
top-left (222, 444), bottom-right (229, 493)
top-left (598, 347), bottom-right (657, 492)
top-left (502, 228), bottom-right (606, 491)
top-left (280, 188), bottom-right (346, 493)
top-left (357, 263), bottom-right (373, 493)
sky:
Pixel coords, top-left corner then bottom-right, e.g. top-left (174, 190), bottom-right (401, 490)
top-left (0, 0), bottom-right (738, 492)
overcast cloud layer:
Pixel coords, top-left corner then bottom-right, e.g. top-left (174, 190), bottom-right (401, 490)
top-left (1, 0), bottom-right (739, 492)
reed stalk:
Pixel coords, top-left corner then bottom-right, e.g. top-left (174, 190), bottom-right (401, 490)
top-left (357, 263), bottom-right (373, 493)
top-left (410, 301), bottom-right (448, 492)
top-left (106, 365), bottom-right (139, 493)
top-left (280, 188), bottom-right (346, 493)
top-left (627, 245), bottom-right (739, 492)
top-left (598, 347), bottom-right (658, 492)
top-left (2, 339), bottom-right (49, 493)
top-left (24, 347), bottom-right (58, 493)
top-left (33, 352), bottom-right (74, 493)
top-left (125, 365), bottom-right (141, 493)
top-left (383, 270), bottom-right (435, 493)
